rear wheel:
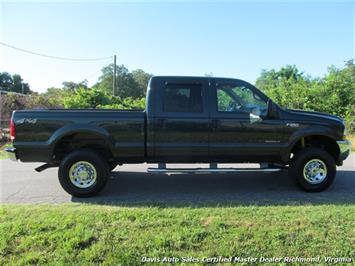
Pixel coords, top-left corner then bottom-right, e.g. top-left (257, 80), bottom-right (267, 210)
top-left (289, 148), bottom-right (336, 192)
top-left (58, 149), bottom-right (109, 197)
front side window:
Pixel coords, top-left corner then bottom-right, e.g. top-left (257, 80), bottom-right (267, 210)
top-left (163, 85), bottom-right (203, 112)
top-left (217, 84), bottom-right (267, 116)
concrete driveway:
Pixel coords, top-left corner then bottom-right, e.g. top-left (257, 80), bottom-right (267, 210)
top-left (1, 155), bottom-right (354, 206)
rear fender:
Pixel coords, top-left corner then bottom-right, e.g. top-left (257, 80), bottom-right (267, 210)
top-left (48, 124), bottom-right (115, 157)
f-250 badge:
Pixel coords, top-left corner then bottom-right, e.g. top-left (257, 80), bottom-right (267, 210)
top-left (286, 123), bottom-right (299, 127)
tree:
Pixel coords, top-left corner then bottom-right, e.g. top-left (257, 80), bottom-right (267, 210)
top-left (12, 74), bottom-right (31, 94)
top-left (321, 61), bottom-right (355, 122)
top-left (0, 72), bottom-right (31, 94)
top-left (95, 64), bottom-right (151, 98)
top-left (62, 80), bottom-right (88, 92)
top-left (131, 69), bottom-right (152, 95)
top-left (63, 87), bottom-right (113, 108)
top-left (43, 87), bottom-right (69, 107)
top-left (255, 61), bottom-right (355, 133)
top-left (255, 65), bottom-right (310, 109)
top-left (256, 65), bottom-right (304, 91)
top-left (0, 72), bottom-right (12, 91)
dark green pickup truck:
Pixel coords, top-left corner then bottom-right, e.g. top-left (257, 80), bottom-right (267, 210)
top-left (6, 76), bottom-right (351, 196)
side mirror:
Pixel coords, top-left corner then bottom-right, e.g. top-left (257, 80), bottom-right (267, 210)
top-left (250, 113), bottom-right (262, 123)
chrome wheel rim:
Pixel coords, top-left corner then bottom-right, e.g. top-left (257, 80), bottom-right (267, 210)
top-left (69, 161), bottom-right (97, 188)
top-left (303, 159), bottom-right (327, 184)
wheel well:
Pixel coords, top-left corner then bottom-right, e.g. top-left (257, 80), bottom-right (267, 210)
top-left (52, 132), bottom-right (113, 162)
top-left (290, 135), bottom-right (339, 161)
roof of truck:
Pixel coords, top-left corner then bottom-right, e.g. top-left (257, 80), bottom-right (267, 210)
top-left (151, 75), bottom-right (234, 80)
top-left (149, 76), bottom-right (250, 84)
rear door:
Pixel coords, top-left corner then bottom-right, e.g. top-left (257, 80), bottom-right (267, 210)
top-left (153, 78), bottom-right (210, 161)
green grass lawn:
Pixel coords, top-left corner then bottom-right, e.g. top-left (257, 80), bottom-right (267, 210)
top-left (348, 134), bottom-right (355, 151)
top-left (0, 143), bottom-right (12, 160)
top-left (0, 204), bottom-right (354, 265)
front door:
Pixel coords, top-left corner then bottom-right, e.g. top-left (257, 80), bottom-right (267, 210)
top-left (209, 79), bottom-right (285, 163)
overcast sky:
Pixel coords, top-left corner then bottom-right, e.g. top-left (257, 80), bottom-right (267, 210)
top-left (1, 0), bottom-right (353, 92)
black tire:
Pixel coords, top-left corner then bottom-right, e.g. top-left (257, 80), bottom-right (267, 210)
top-left (289, 148), bottom-right (336, 192)
top-left (58, 149), bottom-right (109, 197)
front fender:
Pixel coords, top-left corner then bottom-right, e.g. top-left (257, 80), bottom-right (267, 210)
top-left (281, 125), bottom-right (337, 162)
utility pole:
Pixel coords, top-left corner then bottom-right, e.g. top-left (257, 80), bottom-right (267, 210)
top-left (113, 55), bottom-right (117, 96)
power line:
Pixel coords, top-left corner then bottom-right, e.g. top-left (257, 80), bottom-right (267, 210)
top-left (85, 59), bottom-right (112, 81)
top-left (0, 41), bottom-right (113, 61)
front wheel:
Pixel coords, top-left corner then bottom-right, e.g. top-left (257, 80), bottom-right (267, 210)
top-left (58, 149), bottom-right (109, 197)
top-left (289, 148), bottom-right (336, 192)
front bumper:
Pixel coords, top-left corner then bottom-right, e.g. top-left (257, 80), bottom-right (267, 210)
top-left (337, 140), bottom-right (351, 163)
top-left (5, 147), bottom-right (17, 161)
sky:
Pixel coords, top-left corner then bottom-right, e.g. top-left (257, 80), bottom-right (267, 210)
top-left (0, 0), bottom-right (354, 93)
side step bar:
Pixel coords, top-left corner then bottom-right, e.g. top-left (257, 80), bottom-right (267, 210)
top-left (147, 167), bottom-right (283, 174)
top-left (35, 163), bottom-right (57, 172)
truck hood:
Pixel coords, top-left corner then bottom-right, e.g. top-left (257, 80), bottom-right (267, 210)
top-left (285, 109), bottom-right (343, 124)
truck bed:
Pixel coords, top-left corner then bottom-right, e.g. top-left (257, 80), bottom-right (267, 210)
top-left (12, 109), bottom-right (146, 162)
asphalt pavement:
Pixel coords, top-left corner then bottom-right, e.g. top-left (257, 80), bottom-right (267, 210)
top-left (1, 155), bottom-right (354, 206)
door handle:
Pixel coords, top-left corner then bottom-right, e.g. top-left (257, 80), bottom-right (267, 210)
top-left (211, 119), bottom-right (220, 129)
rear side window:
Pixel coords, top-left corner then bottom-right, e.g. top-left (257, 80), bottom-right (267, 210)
top-left (163, 84), bottom-right (203, 113)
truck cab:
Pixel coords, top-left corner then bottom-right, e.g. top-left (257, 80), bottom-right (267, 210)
top-left (146, 76), bottom-right (348, 166)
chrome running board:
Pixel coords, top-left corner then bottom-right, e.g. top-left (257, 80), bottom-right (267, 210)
top-left (147, 167), bottom-right (282, 174)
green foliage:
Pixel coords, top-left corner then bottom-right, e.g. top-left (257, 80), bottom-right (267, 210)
top-left (0, 72), bottom-right (31, 94)
top-left (43, 87), bottom-right (70, 107)
top-left (0, 143), bottom-right (12, 159)
top-left (63, 87), bottom-right (113, 108)
top-left (98, 97), bottom-right (146, 110)
top-left (131, 69), bottom-right (152, 96)
top-left (63, 87), bottom-right (146, 110)
top-left (1, 61), bottom-right (354, 133)
top-left (62, 80), bottom-right (88, 92)
top-left (256, 60), bottom-right (355, 132)
top-left (95, 64), bottom-right (152, 99)
top-left (217, 89), bottom-right (230, 111)
top-left (0, 91), bottom-right (66, 120)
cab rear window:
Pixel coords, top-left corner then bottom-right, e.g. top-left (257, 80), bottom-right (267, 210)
top-left (163, 84), bottom-right (203, 113)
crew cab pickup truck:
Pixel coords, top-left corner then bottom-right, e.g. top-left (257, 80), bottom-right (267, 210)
top-left (6, 76), bottom-right (351, 197)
